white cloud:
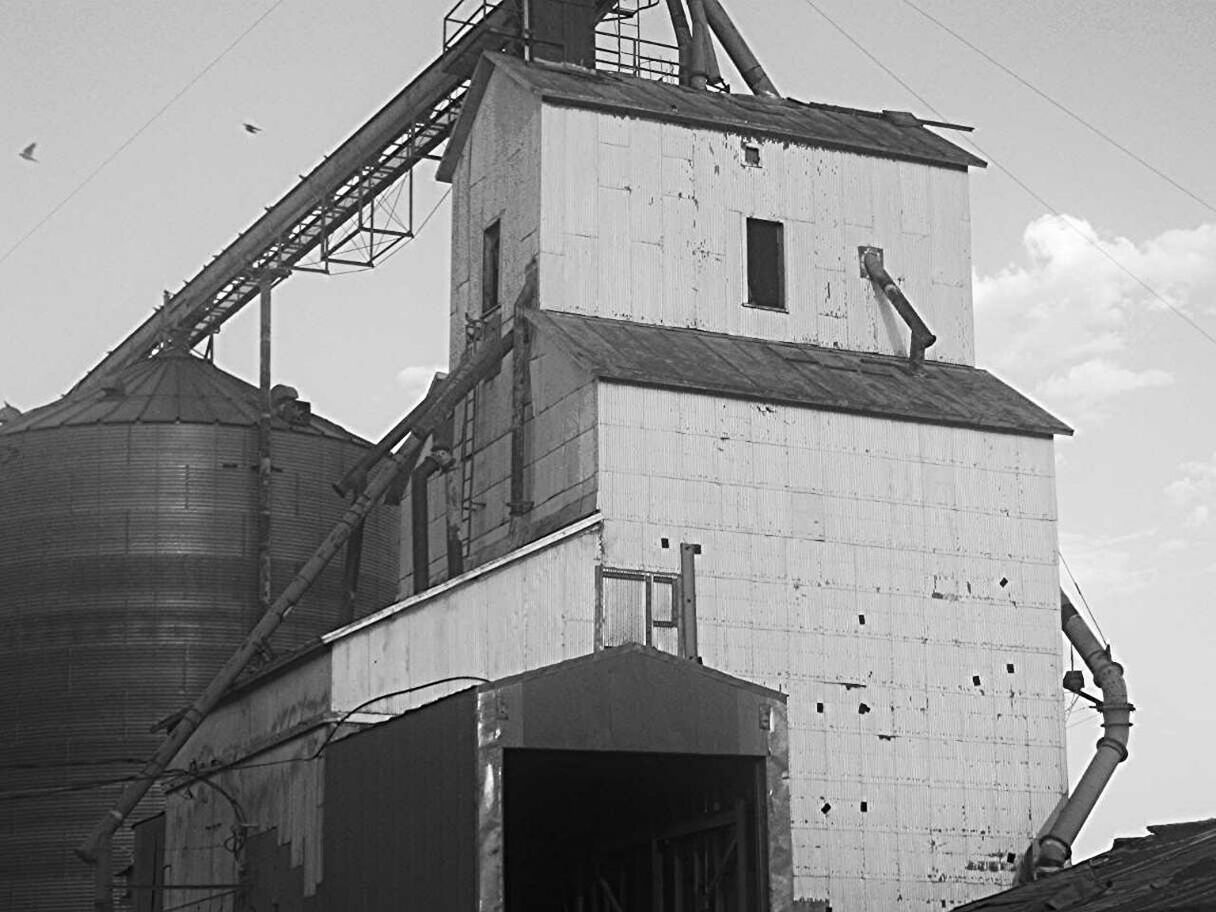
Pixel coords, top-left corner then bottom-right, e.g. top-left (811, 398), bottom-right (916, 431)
top-left (396, 364), bottom-right (446, 409)
top-left (975, 215), bottom-right (1216, 418)
top-left (1038, 358), bottom-right (1173, 412)
top-left (1058, 529), bottom-right (1158, 601)
top-left (1165, 451), bottom-right (1216, 527)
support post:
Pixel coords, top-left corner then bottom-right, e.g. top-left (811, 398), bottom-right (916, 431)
top-left (679, 543), bottom-right (702, 660)
top-left (257, 274), bottom-right (275, 616)
top-left (686, 0), bottom-right (710, 89)
top-left (665, 0), bottom-right (694, 85)
top-left (92, 836), bottom-right (112, 912)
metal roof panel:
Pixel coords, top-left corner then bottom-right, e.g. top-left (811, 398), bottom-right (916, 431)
top-left (526, 310), bottom-right (1071, 437)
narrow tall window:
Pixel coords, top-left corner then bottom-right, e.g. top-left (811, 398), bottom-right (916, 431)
top-left (482, 220), bottom-right (501, 315)
top-left (746, 217), bottom-right (785, 310)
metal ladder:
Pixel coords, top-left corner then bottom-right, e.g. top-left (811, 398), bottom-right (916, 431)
top-left (457, 386), bottom-right (478, 562)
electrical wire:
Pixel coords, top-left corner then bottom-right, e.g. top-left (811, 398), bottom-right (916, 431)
top-left (0, 0), bottom-right (290, 269)
top-left (0, 672), bottom-right (490, 803)
top-left (1059, 550), bottom-right (1109, 647)
top-left (898, 0), bottom-right (1216, 217)
top-left (796, 0), bottom-right (1216, 352)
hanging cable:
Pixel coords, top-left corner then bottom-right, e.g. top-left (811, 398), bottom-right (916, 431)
top-left (796, 0), bottom-right (1216, 352)
top-left (898, 0), bottom-right (1216, 217)
top-left (0, 0), bottom-right (291, 268)
top-left (1058, 551), bottom-right (1108, 647)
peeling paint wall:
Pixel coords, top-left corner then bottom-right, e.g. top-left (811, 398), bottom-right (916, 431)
top-left (596, 381), bottom-right (1066, 911)
top-left (537, 106), bottom-right (975, 364)
top-left (396, 337), bottom-right (599, 596)
top-left (448, 69), bottom-right (542, 365)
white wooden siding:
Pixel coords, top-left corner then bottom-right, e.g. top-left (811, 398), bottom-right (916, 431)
top-left (448, 72), bottom-right (542, 366)
top-left (597, 381), bottom-right (1065, 910)
top-left (537, 105), bottom-right (976, 364)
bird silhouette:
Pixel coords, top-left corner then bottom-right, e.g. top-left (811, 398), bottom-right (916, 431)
top-left (18, 142), bottom-right (37, 162)
top-left (243, 123), bottom-right (262, 135)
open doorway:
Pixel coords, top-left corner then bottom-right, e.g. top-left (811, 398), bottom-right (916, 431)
top-left (504, 749), bottom-right (768, 912)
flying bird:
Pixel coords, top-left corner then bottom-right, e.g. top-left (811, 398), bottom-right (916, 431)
top-left (243, 123), bottom-right (262, 135)
top-left (18, 142), bottom-right (37, 162)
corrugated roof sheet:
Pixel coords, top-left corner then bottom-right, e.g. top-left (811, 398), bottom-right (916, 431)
top-left (0, 351), bottom-right (364, 442)
top-left (952, 820), bottom-right (1216, 912)
top-left (445, 53), bottom-right (984, 175)
top-left (527, 310), bottom-right (1071, 438)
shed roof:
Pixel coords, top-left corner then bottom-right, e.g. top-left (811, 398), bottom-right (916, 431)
top-left (527, 310), bottom-right (1072, 438)
top-left (952, 820), bottom-right (1216, 912)
top-left (439, 52), bottom-right (984, 182)
top-left (0, 350), bottom-right (365, 442)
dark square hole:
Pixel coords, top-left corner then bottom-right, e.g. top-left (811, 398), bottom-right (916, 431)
top-left (660, 537), bottom-right (669, 548)
top-left (744, 145), bottom-right (761, 166)
top-left (816, 702), bottom-right (824, 713)
top-left (972, 675), bottom-right (982, 686)
top-left (1006, 663), bottom-right (1015, 674)
top-left (860, 801), bottom-right (868, 813)
top-left (858, 614), bottom-right (866, 625)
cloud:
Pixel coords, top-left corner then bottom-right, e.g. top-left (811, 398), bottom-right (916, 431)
top-left (1165, 451), bottom-right (1216, 527)
top-left (1058, 528), bottom-right (1158, 601)
top-left (1038, 358), bottom-right (1173, 411)
top-left (974, 215), bottom-right (1216, 418)
top-left (396, 364), bottom-right (446, 409)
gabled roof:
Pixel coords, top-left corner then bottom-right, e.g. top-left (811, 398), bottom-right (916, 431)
top-left (952, 820), bottom-right (1216, 912)
top-left (439, 52), bottom-right (984, 182)
top-left (0, 350), bottom-right (364, 442)
top-left (526, 310), bottom-right (1072, 438)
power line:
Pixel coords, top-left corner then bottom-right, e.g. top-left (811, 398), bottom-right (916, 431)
top-left (1059, 550), bottom-right (1109, 647)
top-left (796, 0), bottom-right (1216, 353)
top-left (0, 0), bottom-right (289, 269)
top-left (898, 0), bottom-right (1216, 217)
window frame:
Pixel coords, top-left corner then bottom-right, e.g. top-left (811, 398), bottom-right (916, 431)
top-left (744, 216), bottom-right (786, 312)
top-left (481, 219), bottom-right (502, 316)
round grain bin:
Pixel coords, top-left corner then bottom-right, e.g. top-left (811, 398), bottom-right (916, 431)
top-left (0, 351), bottom-right (399, 911)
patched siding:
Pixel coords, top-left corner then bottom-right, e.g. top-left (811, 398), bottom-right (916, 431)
top-left (596, 381), bottom-right (1066, 911)
top-left (538, 105), bottom-right (975, 364)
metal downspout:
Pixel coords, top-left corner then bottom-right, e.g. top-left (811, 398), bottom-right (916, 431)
top-left (686, 0), bottom-right (710, 89)
top-left (860, 249), bottom-right (937, 365)
top-left (664, 0), bottom-right (694, 85)
top-left (1034, 591), bottom-right (1134, 874)
top-left (700, 0), bottom-right (779, 97)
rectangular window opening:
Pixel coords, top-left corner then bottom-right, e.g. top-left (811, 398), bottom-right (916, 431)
top-left (482, 220), bottom-right (501, 316)
top-left (746, 218), bottom-right (785, 311)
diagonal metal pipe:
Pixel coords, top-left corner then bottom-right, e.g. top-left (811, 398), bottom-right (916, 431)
top-left (861, 248), bottom-right (937, 365)
top-left (700, 0), bottom-right (779, 96)
top-left (1030, 591), bottom-right (1133, 875)
top-left (76, 329), bottom-right (516, 886)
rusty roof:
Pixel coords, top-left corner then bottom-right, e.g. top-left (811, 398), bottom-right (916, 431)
top-left (440, 52), bottom-right (984, 180)
top-left (527, 310), bottom-right (1071, 438)
top-left (0, 350), bottom-right (364, 442)
top-left (952, 820), bottom-right (1216, 912)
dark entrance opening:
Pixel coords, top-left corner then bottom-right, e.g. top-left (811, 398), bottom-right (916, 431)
top-left (504, 749), bottom-right (767, 912)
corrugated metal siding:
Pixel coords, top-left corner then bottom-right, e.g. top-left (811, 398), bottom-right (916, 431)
top-left (529, 309), bottom-right (1070, 437)
top-left (597, 383), bottom-right (1067, 912)
top-left (0, 370), bottom-right (397, 912)
top-left (322, 691), bottom-right (478, 912)
top-left (536, 102), bottom-right (977, 363)
top-left (334, 522), bottom-right (600, 718)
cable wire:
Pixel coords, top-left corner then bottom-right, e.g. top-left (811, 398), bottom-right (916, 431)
top-left (796, 0), bottom-right (1216, 352)
top-left (899, 0), bottom-right (1216, 217)
top-left (0, 0), bottom-right (289, 269)
top-left (1059, 550), bottom-right (1109, 647)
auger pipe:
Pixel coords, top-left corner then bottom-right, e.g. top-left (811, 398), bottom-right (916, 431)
top-left (1034, 591), bottom-right (1133, 872)
top-left (664, 0), bottom-right (694, 85)
top-left (700, 0), bottom-right (779, 96)
top-left (76, 329), bottom-right (515, 867)
top-left (861, 249), bottom-right (936, 365)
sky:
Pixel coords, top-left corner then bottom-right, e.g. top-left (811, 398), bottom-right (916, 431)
top-left (3, 0), bottom-right (1215, 862)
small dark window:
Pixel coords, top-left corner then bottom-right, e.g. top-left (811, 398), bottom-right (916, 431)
top-left (746, 218), bottom-right (784, 310)
top-left (860, 801), bottom-right (868, 813)
top-left (743, 144), bottom-right (761, 166)
top-left (482, 220), bottom-right (501, 315)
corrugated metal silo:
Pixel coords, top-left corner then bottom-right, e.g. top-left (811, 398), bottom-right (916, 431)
top-left (0, 351), bottom-right (399, 911)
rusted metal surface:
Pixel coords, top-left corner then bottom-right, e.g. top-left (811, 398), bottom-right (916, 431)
top-left (954, 820), bottom-right (1216, 912)
top-left (322, 690), bottom-right (479, 911)
top-left (527, 309), bottom-right (1072, 437)
top-left (0, 353), bottom-right (397, 912)
top-left (452, 52), bottom-right (985, 170)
